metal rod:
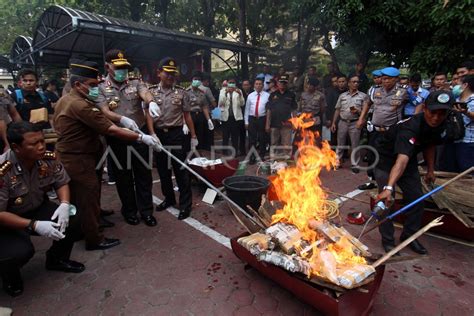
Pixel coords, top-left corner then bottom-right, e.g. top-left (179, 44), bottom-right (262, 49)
top-left (360, 166), bottom-right (474, 237)
top-left (323, 189), bottom-right (371, 205)
top-left (138, 131), bottom-right (260, 225)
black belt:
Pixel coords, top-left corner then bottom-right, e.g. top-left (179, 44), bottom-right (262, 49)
top-left (340, 118), bottom-right (358, 123)
top-left (156, 126), bottom-right (181, 133)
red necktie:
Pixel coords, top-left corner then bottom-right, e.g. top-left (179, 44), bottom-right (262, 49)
top-left (255, 93), bottom-right (261, 117)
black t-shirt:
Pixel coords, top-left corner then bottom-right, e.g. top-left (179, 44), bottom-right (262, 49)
top-left (267, 90), bottom-right (297, 128)
top-left (11, 89), bottom-right (53, 122)
top-left (43, 90), bottom-right (59, 104)
top-left (375, 113), bottom-right (447, 171)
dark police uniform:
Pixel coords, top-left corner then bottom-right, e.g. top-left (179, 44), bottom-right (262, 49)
top-left (0, 150), bottom-right (75, 276)
top-left (149, 83), bottom-right (192, 211)
top-left (374, 113), bottom-right (447, 245)
top-left (267, 88), bottom-right (297, 157)
top-left (187, 86), bottom-right (210, 150)
top-left (96, 75), bottom-right (154, 220)
top-left (54, 89), bottom-right (114, 245)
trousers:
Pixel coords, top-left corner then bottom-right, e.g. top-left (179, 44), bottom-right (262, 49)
top-left (373, 166), bottom-right (424, 245)
top-left (107, 132), bottom-right (154, 218)
top-left (248, 116), bottom-right (267, 157)
top-left (155, 127), bottom-right (192, 210)
top-left (0, 200), bottom-right (77, 276)
top-left (336, 120), bottom-right (361, 164)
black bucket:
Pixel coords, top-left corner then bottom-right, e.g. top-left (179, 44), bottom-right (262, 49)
top-left (223, 175), bottom-right (270, 213)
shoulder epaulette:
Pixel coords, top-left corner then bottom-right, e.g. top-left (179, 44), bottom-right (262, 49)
top-left (0, 160), bottom-right (12, 176)
top-left (147, 84), bottom-right (158, 89)
top-left (43, 151), bottom-right (56, 160)
top-left (174, 85), bottom-right (185, 90)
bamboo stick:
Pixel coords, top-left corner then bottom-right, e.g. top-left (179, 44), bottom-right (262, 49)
top-left (372, 216), bottom-right (444, 268)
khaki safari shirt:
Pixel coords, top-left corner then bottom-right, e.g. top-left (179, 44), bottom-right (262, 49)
top-left (0, 150), bottom-right (69, 215)
top-left (335, 90), bottom-right (369, 121)
top-left (149, 83), bottom-right (191, 128)
top-left (187, 87), bottom-right (209, 112)
top-left (371, 85), bottom-right (408, 127)
top-left (299, 91), bottom-right (327, 125)
top-left (96, 75), bottom-right (149, 128)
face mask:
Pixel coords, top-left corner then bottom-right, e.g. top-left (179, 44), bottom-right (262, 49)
top-left (113, 69), bottom-right (128, 82)
top-left (452, 84), bottom-right (463, 98)
top-left (87, 86), bottom-right (100, 101)
top-left (192, 80), bottom-right (202, 87)
top-left (228, 83), bottom-right (236, 88)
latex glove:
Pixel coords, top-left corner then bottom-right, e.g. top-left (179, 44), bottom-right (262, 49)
top-left (191, 137), bottom-right (199, 150)
top-left (182, 123), bottom-right (190, 135)
top-left (151, 134), bottom-right (162, 152)
top-left (34, 221), bottom-right (65, 241)
top-left (120, 116), bottom-right (139, 132)
top-left (207, 119), bottom-right (214, 130)
top-left (141, 134), bottom-right (160, 147)
top-left (51, 202), bottom-right (70, 233)
top-left (148, 101), bottom-right (161, 118)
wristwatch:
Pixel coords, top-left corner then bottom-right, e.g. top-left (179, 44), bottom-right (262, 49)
top-left (25, 219), bottom-right (36, 234)
top-left (383, 185), bottom-right (394, 192)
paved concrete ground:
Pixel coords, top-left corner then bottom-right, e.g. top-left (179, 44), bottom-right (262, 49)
top-left (0, 157), bottom-right (473, 315)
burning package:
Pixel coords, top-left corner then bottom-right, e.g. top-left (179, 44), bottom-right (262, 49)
top-left (258, 251), bottom-right (311, 275)
top-left (265, 223), bottom-right (303, 254)
top-left (237, 233), bottom-right (274, 255)
top-left (337, 264), bottom-right (375, 289)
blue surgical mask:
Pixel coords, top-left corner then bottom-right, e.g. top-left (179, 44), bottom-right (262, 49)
top-left (192, 80), bottom-right (202, 87)
top-left (114, 69), bottom-right (128, 82)
top-left (452, 84), bottom-right (463, 98)
top-left (87, 86), bottom-right (100, 100)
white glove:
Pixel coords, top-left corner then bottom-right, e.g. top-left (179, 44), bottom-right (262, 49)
top-left (51, 202), bottom-right (70, 233)
top-left (151, 134), bottom-right (162, 152)
top-left (120, 116), bottom-right (140, 132)
top-left (182, 123), bottom-right (190, 135)
top-left (141, 134), bottom-right (160, 147)
top-left (34, 221), bottom-right (65, 241)
top-left (207, 119), bottom-right (214, 130)
top-left (148, 101), bottom-right (161, 118)
top-left (191, 137), bottom-right (199, 150)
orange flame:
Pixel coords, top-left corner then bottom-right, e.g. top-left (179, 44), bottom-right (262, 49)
top-left (270, 114), bottom-right (366, 275)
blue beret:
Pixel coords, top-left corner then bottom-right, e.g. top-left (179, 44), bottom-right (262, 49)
top-left (381, 67), bottom-right (400, 77)
top-left (372, 69), bottom-right (383, 77)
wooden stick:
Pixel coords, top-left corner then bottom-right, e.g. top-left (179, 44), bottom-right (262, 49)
top-left (372, 216), bottom-right (444, 268)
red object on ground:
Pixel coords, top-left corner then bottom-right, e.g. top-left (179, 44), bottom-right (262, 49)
top-left (347, 212), bottom-right (368, 225)
top-left (231, 234), bottom-right (385, 316)
top-left (189, 158), bottom-right (239, 187)
top-left (369, 197), bottom-right (474, 242)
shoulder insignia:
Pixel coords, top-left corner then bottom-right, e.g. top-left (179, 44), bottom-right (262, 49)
top-left (174, 84), bottom-right (185, 90)
top-left (0, 160), bottom-right (12, 177)
top-left (147, 84), bottom-right (158, 89)
top-left (43, 151), bottom-right (56, 160)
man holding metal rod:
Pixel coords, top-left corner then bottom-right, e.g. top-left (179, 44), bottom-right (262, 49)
top-left (373, 90), bottom-right (454, 254)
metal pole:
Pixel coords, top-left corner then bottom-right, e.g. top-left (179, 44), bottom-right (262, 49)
top-left (138, 131), bottom-right (260, 226)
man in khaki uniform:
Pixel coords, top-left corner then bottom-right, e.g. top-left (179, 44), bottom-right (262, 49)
top-left (331, 74), bottom-right (370, 169)
top-left (298, 77), bottom-right (327, 130)
top-left (187, 71), bottom-right (214, 151)
top-left (0, 122), bottom-right (84, 297)
top-left (147, 57), bottom-right (197, 220)
top-left (0, 88), bottom-right (22, 152)
top-left (96, 49), bottom-right (158, 227)
top-left (54, 60), bottom-right (159, 250)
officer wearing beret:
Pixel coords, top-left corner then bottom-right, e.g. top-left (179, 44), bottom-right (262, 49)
top-left (54, 59), bottom-right (159, 250)
top-left (96, 49), bottom-right (159, 227)
top-left (146, 57), bottom-right (197, 220)
top-left (187, 71), bottom-right (214, 151)
top-left (0, 122), bottom-right (83, 297)
top-left (374, 90), bottom-right (453, 255)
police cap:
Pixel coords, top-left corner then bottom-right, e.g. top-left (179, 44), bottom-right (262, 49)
top-left (105, 49), bottom-right (131, 68)
top-left (278, 74), bottom-right (289, 82)
top-left (159, 57), bottom-right (179, 73)
top-left (425, 90), bottom-right (454, 111)
top-left (381, 67), bottom-right (400, 77)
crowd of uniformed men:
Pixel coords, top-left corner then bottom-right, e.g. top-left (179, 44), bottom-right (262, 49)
top-left (0, 48), bottom-right (473, 297)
